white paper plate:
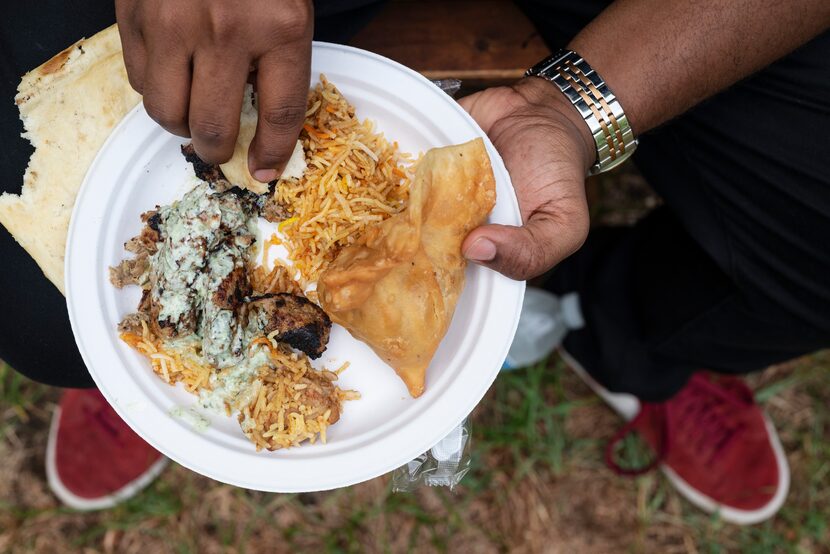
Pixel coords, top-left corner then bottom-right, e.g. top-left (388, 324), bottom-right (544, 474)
top-left (65, 42), bottom-right (525, 492)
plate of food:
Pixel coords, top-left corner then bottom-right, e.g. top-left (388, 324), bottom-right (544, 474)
top-left (65, 41), bottom-right (525, 492)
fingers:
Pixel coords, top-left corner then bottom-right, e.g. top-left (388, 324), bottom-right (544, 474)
top-left (462, 202), bottom-right (589, 280)
top-left (118, 0), bottom-right (193, 136)
top-left (459, 84), bottom-right (592, 280)
top-left (457, 92), bottom-right (478, 114)
top-left (458, 86), bottom-right (526, 135)
top-left (188, 50), bottom-right (250, 164)
top-left (141, 41), bottom-right (192, 137)
top-left (458, 91), bottom-right (500, 134)
top-left (115, 0), bottom-right (148, 93)
top-left (248, 45), bottom-right (311, 182)
top-left (116, 0), bottom-right (314, 172)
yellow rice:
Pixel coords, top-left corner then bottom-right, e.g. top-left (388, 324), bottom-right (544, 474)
top-left (122, 324), bottom-right (359, 450)
top-left (250, 259), bottom-right (305, 296)
top-left (239, 338), bottom-right (360, 451)
top-left (120, 320), bottom-right (212, 394)
top-left (276, 75), bottom-right (413, 284)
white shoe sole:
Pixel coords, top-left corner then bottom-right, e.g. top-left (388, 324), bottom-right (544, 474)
top-left (558, 348), bottom-right (790, 525)
top-left (45, 405), bottom-right (169, 511)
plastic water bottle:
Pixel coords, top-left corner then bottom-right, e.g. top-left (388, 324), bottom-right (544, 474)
top-left (503, 288), bottom-right (584, 369)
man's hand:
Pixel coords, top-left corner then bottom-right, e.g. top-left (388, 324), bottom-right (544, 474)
top-left (459, 78), bottom-right (595, 280)
top-left (461, 0), bottom-right (830, 282)
top-left (116, 0), bottom-right (313, 182)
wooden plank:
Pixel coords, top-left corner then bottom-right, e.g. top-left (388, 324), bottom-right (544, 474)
top-left (350, 0), bottom-right (550, 77)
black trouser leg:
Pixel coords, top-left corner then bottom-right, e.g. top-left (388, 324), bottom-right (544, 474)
top-left (521, 0), bottom-right (830, 400)
top-left (0, 1), bottom-right (118, 388)
top-left (548, 207), bottom-right (828, 402)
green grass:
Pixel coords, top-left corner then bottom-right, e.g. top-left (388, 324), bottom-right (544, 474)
top-left (0, 361), bottom-right (42, 416)
top-left (1, 354), bottom-right (829, 552)
top-left (476, 358), bottom-right (596, 479)
top-left (0, 360), bottom-right (50, 441)
top-left (606, 432), bottom-right (655, 476)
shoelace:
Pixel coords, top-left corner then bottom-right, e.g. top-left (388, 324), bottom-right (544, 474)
top-left (605, 375), bottom-right (753, 477)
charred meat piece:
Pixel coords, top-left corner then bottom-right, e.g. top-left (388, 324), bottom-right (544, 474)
top-left (246, 293), bottom-right (332, 359)
top-left (213, 265), bottom-right (252, 310)
top-left (181, 143), bottom-right (232, 190)
top-left (260, 193), bottom-right (291, 223)
top-left (146, 211), bottom-right (162, 232)
top-left (125, 211), bottom-right (161, 255)
top-left (201, 243), bottom-right (251, 367)
top-left (148, 288), bottom-right (197, 340)
top-left (138, 289), bottom-right (152, 314)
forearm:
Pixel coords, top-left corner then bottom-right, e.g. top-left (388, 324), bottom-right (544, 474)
top-left (569, 0), bottom-right (830, 135)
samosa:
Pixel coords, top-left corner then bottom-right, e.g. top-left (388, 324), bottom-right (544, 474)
top-left (318, 138), bottom-right (497, 397)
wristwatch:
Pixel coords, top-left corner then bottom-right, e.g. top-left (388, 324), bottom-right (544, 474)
top-left (526, 49), bottom-right (637, 175)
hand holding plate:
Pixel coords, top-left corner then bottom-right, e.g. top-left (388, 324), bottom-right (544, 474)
top-left (459, 77), bottom-right (595, 280)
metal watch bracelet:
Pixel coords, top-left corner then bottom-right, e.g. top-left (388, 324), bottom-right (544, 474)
top-left (526, 50), bottom-right (637, 175)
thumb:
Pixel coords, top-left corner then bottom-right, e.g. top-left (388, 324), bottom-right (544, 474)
top-left (462, 208), bottom-right (588, 280)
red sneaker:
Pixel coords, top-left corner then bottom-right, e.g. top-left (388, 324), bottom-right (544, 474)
top-left (46, 389), bottom-right (167, 510)
top-left (560, 350), bottom-right (789, 525)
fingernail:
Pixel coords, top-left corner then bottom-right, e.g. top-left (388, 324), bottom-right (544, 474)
top-left (253, 169), bottom-right (278, 183)
top-left (465, 238), bottom-right (496, 262)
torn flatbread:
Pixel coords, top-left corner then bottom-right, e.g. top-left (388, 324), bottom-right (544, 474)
top-left (0, 24), bottom-right (140, 293)
top-left (219, 87), bottom-right (307, 195)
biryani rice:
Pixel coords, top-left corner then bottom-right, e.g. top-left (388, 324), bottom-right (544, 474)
top-left (276, 75), bottom-right (413, 285)
top-left (250, 259), bottom-right (305, 296)
top-left (120, 319), bottom-right (212, 393)
top-left (122, 323), bottom-right (359, 450)
top-left (239, 338), bottom-right (360, 451)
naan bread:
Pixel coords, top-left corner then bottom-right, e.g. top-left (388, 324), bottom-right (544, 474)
top-left (318, 138), bottom-right (496, 397)
top-left (0, 25), bottom-right (140, 294)
top-left (219, 88), bottom-right (307, 195)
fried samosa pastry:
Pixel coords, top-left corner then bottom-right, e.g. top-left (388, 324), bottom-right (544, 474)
top-left (318, 138), bottom-right (496, 397)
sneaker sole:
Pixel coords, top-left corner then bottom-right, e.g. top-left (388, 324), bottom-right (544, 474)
top-left (558, 348), bottom-right (790, 525)
top-left (45, 405), bottom-right (169, 511)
